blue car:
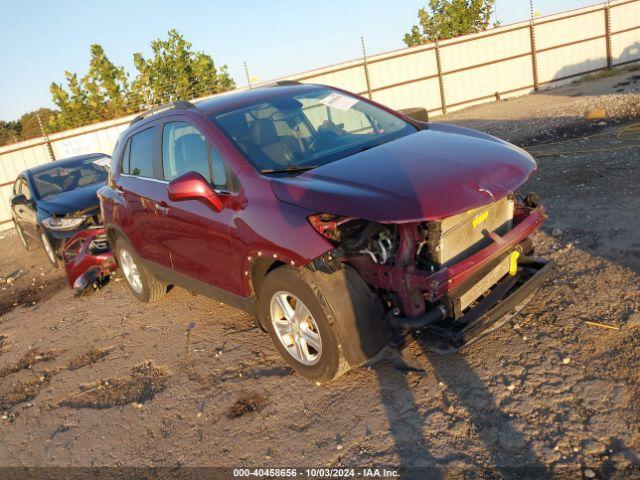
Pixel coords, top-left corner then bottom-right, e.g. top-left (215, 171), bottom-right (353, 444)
top-left (10, 153), bottom-right (110, 267)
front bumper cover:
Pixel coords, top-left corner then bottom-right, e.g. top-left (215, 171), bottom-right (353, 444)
top-left (62, 228), bottom-right (117, 293)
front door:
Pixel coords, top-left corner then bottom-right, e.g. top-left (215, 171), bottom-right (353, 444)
top-left (12, 178), bottom-right (37, 240)
top-left (156, 120), bottom-right (240, 294)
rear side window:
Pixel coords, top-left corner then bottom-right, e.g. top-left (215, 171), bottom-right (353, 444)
top-left (124, 128), bottom-right (155, 177)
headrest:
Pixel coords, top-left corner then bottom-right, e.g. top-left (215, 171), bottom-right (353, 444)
top-left (250, 118), bottom-right (279, 146)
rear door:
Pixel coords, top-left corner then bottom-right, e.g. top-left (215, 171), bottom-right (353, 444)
top-left (155, 117), bottom-right (240, 293)
top-left (115, 125), bottom-right (171, 268)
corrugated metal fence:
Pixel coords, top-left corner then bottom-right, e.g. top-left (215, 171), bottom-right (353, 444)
top-left (1, 0), bottom-right (639, 231)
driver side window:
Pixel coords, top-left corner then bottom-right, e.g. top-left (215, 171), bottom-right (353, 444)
top-left (162, 121), bottom-right (230, 190)
top-left (18, 179), bottom-right (31, 200)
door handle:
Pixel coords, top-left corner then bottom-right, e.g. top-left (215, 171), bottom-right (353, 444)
top-left (155, 202), bottom-right (170, 215)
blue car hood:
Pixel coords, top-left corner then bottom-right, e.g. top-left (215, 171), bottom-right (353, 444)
top-left (38, 183), bottom-right (103, 216)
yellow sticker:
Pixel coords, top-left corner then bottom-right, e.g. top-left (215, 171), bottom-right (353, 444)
top-left (509, 251), bottom-right (520, 276)
top-left (472, 210), bottom-right (489, 228)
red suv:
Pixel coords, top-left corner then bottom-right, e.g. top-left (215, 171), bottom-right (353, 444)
top-left (100, 82), bottom-right (552, 382)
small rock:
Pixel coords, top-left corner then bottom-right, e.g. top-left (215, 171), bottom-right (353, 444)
top-left (583, 440), bottom-right (605, 456)
top-left (551, 228), bottom-right (563, 237)
top-left (562, 357), bottom-right (571, 365)
top-left (627, 313), bottom-right (640, 328)
top-left (611, 451), bottom-right (632, 469)
top-left (584, 468), bottom-right (596, 478)
top-left (584, 108), bottom-right (606, 120)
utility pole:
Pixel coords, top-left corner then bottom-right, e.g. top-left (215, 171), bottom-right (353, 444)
top-left (244, 61), bottom-right (253, 89)
top-left (529, 0), bottom-right (540, 91)
top-left (361, 36), bottom-right (372, 99)
top-left (36, 112), bottom-right (55, 161)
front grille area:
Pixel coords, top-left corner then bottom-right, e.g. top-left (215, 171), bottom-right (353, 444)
top-left (425, 196), bottom-right (514, 267)
top-left (88, 234), bottom-right (110, 253)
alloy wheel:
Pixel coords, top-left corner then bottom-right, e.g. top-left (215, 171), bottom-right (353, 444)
top-left (41, 233), bottom-right (57, 265)
top-left (15, 223), bottom-right (27, 248)
top-left (270, 291), bottom-right (322, 366)
top-left (119, 248), bottom-right (143, 293)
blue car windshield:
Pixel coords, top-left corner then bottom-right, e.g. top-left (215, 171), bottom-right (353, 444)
top-left (32, 156), bottom-right (109, 199)
top-left (211, 87), bottom-right (417, 173)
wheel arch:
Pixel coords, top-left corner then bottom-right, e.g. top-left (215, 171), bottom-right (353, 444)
top-left (299, 265), bottom-right (392, 368)
top-left (105, 224), bottom-right (133, 256)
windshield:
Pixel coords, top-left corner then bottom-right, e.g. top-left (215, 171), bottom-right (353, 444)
top-left (211, 87), bottom-right (417, 172)
top-left (32, 156), bottom-right (110, 199)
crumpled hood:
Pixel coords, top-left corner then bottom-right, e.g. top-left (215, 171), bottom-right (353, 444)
top-left (38, 183), bottom-right (103, 216)
top-left (270, 123), bottom-right (537, 222)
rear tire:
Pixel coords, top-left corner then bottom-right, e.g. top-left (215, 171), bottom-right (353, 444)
top-left (114, 237), bottom-right (166, 303)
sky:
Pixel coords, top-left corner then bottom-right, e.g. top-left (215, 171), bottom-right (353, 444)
top-left (0, 0), bottom-right (603, 121)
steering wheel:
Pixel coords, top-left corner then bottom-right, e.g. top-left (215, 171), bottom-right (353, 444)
top-left (309, 129), bottom-right (338, 152)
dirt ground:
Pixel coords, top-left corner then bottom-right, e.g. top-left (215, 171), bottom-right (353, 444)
top-left (1, 71), bottom-right (639, 479)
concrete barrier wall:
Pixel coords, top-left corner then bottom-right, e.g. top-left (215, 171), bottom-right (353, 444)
top-left (1, 0), bottom-right (639, 231)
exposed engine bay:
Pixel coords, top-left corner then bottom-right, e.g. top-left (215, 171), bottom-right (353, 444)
top-left (308, 192), bottom-right (552, 348)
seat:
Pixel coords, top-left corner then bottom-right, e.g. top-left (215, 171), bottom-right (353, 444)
top-left (250, 118), bottom-right (301, 167)
top-left (174, 133), bottom-right (210, 180)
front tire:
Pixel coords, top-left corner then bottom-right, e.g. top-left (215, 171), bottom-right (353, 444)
top-left (114, 237), bottom-right (167, 303)
top-left (14, 221), bottom-right (34, 251)
top-left (40, 232), bottom-right (61, 268)
top-left (259, 267), bottom-right (348, 383)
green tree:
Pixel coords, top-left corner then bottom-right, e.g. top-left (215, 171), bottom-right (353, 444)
top-left (49, 45), bottom-right (130, 130)
top-left (0, 120), bottom-right (21, 145)
top-left (19, 108), bottom-right (56, 138)
top-left (403, 0), bottom-right (498, 46)
top-left (82, 44), bottom-right (130, 118)
top-left (131, 29), bottom-right (235, 107)
top-left (49, 71), bottom-right (95, 130)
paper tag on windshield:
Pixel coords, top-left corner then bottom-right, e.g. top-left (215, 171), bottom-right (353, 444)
top-left (320, 93), bottom-right (359, 111)
top-left (92, 157), bottom-right (111, 167)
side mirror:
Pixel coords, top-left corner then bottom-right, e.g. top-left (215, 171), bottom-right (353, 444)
top-left (10, 194), bottom-right (29, 207)
top-left (398, 107), bottom-right (429, 123)
top-left (167, 171), bottom-right (223, 212)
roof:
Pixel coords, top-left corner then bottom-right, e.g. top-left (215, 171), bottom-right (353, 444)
top-left (25, 153), bottom-right (109, 175)
top-left (195, 83), bottom-right (323, 116)
top-left (123, 83), bottom-right (325, 132)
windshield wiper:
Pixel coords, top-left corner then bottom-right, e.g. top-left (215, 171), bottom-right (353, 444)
top-left (260, 165), bottom-right (319, 174)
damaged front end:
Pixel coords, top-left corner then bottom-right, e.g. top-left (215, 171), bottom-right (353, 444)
top-left (62, 227), bottom-right (117, 294)
top-left (307, 193), bottom-right (553, 351)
